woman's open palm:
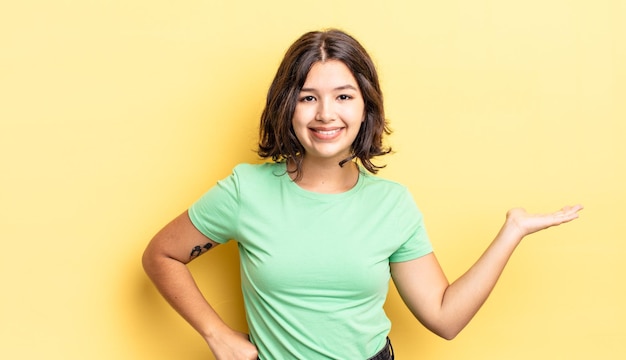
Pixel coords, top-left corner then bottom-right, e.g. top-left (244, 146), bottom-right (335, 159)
top-left (506, 205), bottom-right (584, 238)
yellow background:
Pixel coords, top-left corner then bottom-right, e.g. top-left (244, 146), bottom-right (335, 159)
top-left (1, 1), bottom-right (624, 359)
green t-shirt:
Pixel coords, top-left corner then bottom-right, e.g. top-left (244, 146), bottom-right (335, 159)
top-left (189, 162), bottom-right (432, 359)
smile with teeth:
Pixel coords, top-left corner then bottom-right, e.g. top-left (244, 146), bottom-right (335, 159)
top-left (313, 128), bottom-right (341, 135)
top-left (309, 127), bottom-right (344, 140)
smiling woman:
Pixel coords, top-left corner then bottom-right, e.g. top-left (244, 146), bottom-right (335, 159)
top-left (290, 60), bottom-right (366, 188)
top-left (257, 30), bottom-right (391, 182)
top-left (141, 28), bottom-right (582, 360)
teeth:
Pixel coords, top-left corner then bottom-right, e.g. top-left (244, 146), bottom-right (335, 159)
top-left (316, 129), bottom-right (340, 135)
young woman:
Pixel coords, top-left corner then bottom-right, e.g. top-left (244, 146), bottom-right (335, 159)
top-left (142, 29), bottom-right (582, 360)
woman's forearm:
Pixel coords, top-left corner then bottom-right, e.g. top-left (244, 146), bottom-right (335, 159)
top-left (142, 211), bottom-right (259, 359)
top-left (142, 251), bottom-right (228, 340)
top-left (437, 220), bottom-right (522, 338)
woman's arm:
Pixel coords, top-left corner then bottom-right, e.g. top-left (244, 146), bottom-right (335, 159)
top-left (142, 211), bottom-right (258, 360)
top-left (391, 205), bottom-right (583, 340)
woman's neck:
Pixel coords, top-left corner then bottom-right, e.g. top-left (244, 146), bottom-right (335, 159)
top-left (288, 157), bottom-right (359, 194)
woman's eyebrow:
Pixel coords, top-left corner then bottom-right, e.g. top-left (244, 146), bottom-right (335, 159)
top-left (300, 84), bottom-right (358, 92)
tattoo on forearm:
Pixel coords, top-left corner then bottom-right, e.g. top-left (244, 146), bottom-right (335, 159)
top-left (189, 242), bottom-right (213, 260)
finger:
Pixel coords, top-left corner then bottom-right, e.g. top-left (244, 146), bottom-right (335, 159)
top-left (553, 205), bottom-right (583, 224)
top-left (564, 204), bottom-right (584, 216)
top-left (558, 204), bottom-right (583, 214)
top-left (571, 204), bottom-right (584, 212)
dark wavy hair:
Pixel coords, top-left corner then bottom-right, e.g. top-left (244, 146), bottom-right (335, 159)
top-left (257, 29), bottom-right (391, 180)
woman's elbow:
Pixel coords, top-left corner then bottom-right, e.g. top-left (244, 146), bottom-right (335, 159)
top-left (424, 322), bottom-right (463, 341)
top-left (141, 242), bottom-right (168, 276)
top-left (141, 246), bottom-right (157, 275)
top-left (437, 329), bottom-right (460, 341)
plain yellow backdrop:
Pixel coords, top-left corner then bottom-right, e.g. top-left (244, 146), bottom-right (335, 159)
top-left (1, 1), bottom-right (624, 359)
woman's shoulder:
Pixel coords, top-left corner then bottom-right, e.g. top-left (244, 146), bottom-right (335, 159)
top-left (229, 162), bottom-right (286, 184)
top-left (232, 161), bottom-right (285, 174)
top-left (359, 169), bottom-right (408, 192)
top-left (358, 172), bottom-right (425, 217)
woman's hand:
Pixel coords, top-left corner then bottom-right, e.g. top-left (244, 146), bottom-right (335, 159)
top-left (505, 204), bottom-right (584, 239)
top-left (206, 327), bottom-right (258, 360)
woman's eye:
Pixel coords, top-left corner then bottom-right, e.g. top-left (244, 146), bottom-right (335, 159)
top-left (338, 94), bottom-right (352, 101)
top-left (300, 95), bottom-right (316, 102)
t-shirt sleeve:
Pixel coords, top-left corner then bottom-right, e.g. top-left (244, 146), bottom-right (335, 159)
top-left (388, 188), bottom-right (433, 263)
top-left (188, 168), bottom-right (241, 244)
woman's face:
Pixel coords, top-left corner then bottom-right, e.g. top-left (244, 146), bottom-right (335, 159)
top-left (292, 60), bottom-right (365, 164)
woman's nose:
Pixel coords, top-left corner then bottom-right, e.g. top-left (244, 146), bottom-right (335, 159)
top-left (315, 99), bottom-right (336, 122)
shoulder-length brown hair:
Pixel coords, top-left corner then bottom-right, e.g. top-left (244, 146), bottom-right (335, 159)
top-left (257, 29), bottom-right (391, 179)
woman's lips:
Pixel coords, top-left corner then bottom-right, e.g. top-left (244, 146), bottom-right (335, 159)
top-left (309, 127), bottom-right (343, 140)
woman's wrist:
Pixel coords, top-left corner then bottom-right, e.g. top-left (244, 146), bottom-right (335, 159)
top-left (497, 212), bottom-right (528, 247)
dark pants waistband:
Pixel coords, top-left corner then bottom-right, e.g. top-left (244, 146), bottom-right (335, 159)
top-left (257, 337), bottom-right (395, 360)
top-left (367, 337), bottom-right (394, 360)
